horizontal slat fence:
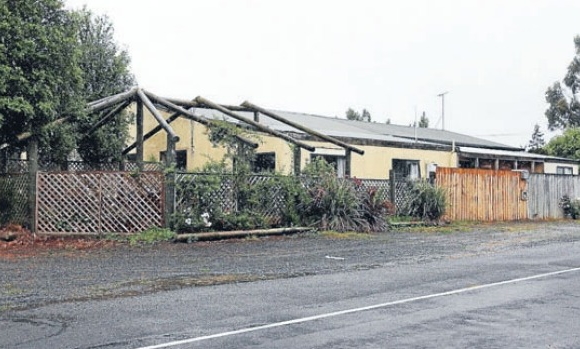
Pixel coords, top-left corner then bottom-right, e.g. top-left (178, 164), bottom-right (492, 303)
top-left (527, 174), bottom-right (580, 219)
top-left (436, 167), bottom-right (527, 221)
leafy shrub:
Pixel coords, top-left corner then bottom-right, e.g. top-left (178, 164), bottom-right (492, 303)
top-left (129, 227), bottom-right (176, 245)
top-left (0, 180), bottom-right (16, 226)
top-left (298, 170), bottom-right (368, 232)
top-left (560, 195), bottom-right (580, 219)
top-left (297, 175), bottom-right (395, 232)
top-left (403, 181), bottom-right (447, 220)
top-left (355, 181), bottom-right (394, 232)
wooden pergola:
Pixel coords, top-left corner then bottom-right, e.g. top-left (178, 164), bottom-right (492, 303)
top-left (2, 87), bottom-right (364, 173)
top-left (84, 87), bottom-right (365, 174)
top-left (1, 88), bottom-right (366, 231)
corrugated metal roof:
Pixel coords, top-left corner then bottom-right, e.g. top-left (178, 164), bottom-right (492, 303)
top-left (333, 118), bottom-right (519, 150)
top-left (190, 107), bottom-right (520, 151)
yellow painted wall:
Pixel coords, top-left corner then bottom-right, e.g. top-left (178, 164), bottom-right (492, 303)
top-left (544, 162), bottom-right (579, 175)
top-left (294, 142), bottom-right (457, 179)
top-left (128, 103), bottom-right (458, 177)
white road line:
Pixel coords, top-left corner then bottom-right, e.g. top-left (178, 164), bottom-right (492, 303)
top-left (135, 266), bottom-right (580, 349)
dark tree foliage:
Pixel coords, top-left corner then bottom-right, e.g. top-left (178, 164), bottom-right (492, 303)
top-left (526, 124), bottom-right (546, 154)
top-left (418, 112), bottom-right (429, 128)
top-left (545, 36), bottom-right (580, 130)
top-left (0, 0), bottom-right (85, 163)
top-left (73, 8), bottom-right (134, 163)
top-left (544, 128), bottom-right (580, 160)
top-left (0, 1), bottom-right (134, 165)
top-left (345, 107), bottom-right (372, 122)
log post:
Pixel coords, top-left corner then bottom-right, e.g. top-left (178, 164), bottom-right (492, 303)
top-left (136, 100), bottom-right (144, 171)
top-left (389, 169), bottom-right (396, 207)
top-left (345, 149), bottom-right (352, 177)
top-left (27, 138), bottom-right (38, 233)
top-left (293, 146), bottom-right (301, 175)
top-left (164, 136), bottom-right (176, 228)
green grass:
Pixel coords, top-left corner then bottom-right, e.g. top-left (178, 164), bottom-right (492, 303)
top-left (320, 231), bottom-right (372, 240)
top-left (128, 227), bottom-right (176, 245)
top-left (390, 221), bottom-right (479, 234)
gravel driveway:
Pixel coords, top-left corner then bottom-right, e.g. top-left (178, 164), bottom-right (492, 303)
top-left (1, 221), bottom-right (579, 313)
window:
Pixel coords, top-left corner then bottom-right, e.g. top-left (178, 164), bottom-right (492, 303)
top-left (311, 154), bottom-right (346, 177)
top-left (557, 166), bottom-right (573, 175)
top-left (252, 152), bottom-right (276, 173)
top-left (160, 150), bottom-right (187, 170)
top-left (392, 159), bottom-right (421, 179)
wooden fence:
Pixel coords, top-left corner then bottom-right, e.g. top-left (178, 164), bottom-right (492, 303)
top-left (36, 172), bottom-right (164, 234)
top-left (527, 174), bottom-right (580, 219)
top-left (436, 167), bottom-right (528, 221)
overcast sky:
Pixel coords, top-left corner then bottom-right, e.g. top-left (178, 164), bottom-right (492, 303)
top-left (65, 0), bottom-right (580, 148)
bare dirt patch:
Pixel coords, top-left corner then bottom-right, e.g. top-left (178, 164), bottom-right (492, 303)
top-left (0, 225), bottom-right (117, 259)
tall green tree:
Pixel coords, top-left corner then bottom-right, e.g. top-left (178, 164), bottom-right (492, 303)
top-left (0, 0), bottom-right (85, 164)
top-left (73, 8), bottom-right (134, 163)
top-left (544, 128), bottom-right (580, 160)
top-left (0, 1), bottom-right (134, 165)
top-left (545, 36), bottom-right (580, 130)
top-left (526, 124), bottom-right (546, 154)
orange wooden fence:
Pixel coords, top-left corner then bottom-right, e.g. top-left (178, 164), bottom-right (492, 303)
top-left (436, 167), bottom-right (528, 221)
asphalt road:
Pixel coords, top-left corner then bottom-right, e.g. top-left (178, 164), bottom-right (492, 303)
top-left (2, 225), bottom-right (580, 348)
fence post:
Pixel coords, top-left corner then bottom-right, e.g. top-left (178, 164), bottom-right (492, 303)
top-left (27, 139), bottom-right (38, 233)
top-left (164, 138), bottom-right (176, 228)
top-left (164, 171), bottom-right (175, 228)
top-left (389, 169), bottom-right (396, 205)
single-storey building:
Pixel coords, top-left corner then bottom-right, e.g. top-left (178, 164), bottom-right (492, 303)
top-left (131, 99), bottom-right (578, 178)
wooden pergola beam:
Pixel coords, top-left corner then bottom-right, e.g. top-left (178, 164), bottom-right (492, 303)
top-left (87, 87), bottom-right (138, 113)
top-left (144, 90), bottom-right (259, 149)
top-left (86, 100), bottom-right (132, 135)
top-left (122, 111), bottom-right (182, 155)
top-left (241, 101), bottom-right (365, 155)
top-left (195, 96), bottom-right (315, 152)
top-left (136, 89), bottom-right (179, 143)
top-left (164, 97), bottom-right (251, 112)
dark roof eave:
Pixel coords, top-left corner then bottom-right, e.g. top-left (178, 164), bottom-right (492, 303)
top-left (394, 136), bottom-right (522, 151)
top-left (293, 133), bottom-right (453, 151)
top-left (459, 151), bottom-right (579, 164)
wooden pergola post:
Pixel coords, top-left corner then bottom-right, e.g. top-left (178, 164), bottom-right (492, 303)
top-left (164, 136), bottom-right (176, 228)
top-left (136, 100), bottom-right (144, 171)
top-left (27, 138), bottom-right (38, 233)
top-left (345, 149), bottom-right (352, 177)
top-left (293, 147), bottom-right (301, 175)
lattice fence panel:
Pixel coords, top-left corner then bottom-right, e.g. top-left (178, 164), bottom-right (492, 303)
top-left (174, 174), bottom-right (297, 224)
top-left (0, 174), bottom-right (30, 226)
top-left (356, 178), bottom-right (390, 202)
top-left (37, 172), bottom-right (164, 234)
top-left (5, 159), bottom-right (163, 173)
top-left (245, 175), bottom-right (287, 221)
top-left (174, 173), bottom-right (236, 216)
top-left (393, 179), bottom-right (415, 214)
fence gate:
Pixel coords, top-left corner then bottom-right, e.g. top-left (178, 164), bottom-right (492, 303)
top-left (36, 172), bottom-right (164, 234)
top-left (436, 167), bottom-right (528, 221)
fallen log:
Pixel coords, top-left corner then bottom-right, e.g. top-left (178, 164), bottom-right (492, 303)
top-left (174, 227), bottom-right (314, 242)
